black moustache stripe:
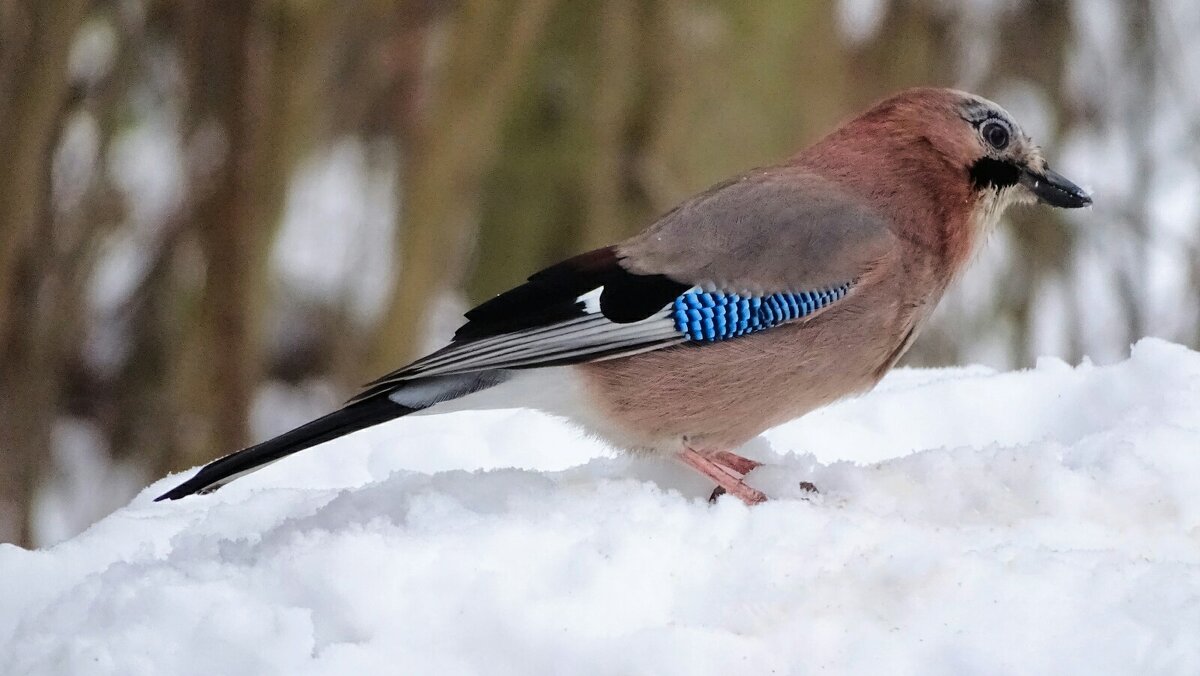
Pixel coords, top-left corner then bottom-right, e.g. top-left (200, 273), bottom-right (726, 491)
top-left (969, 157), bottom-right (1020, 190)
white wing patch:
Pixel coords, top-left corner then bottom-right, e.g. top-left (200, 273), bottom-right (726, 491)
top-left (578, 287), bottom-right (603, 313)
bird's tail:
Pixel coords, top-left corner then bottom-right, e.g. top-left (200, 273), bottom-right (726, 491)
top-left (155, 395), bottom-right (412, 501)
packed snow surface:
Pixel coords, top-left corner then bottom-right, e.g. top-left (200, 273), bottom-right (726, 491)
top-left (4, 338), bottom-right (1200, 675)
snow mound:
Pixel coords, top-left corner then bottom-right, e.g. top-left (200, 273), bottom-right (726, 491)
top-left (4, 339), bottom-right (1200, 675)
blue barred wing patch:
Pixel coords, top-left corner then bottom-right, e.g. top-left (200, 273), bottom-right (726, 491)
top-left (672, 283), bottom-right (852, 342)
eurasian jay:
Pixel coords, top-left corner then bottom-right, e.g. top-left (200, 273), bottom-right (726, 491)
top-left (157, 87), bottom-right (1091, 505)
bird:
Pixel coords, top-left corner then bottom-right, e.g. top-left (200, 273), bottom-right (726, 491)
top-left (156, 87), bottom-right (1091, 505)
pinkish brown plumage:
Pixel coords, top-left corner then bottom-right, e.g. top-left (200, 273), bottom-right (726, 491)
top-left (157, 88), bottom-right (1091, 505)
top-left (578, 89), bottom-right (1006, 456)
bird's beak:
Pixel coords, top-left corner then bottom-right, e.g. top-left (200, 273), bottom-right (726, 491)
top-left (1018, 165), bottom-right (1092, 208)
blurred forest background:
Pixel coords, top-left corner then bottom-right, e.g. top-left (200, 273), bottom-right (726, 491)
top-left (2, 0), bottom-right (1199, 548)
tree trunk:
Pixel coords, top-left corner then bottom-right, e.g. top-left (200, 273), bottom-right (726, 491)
top-left (0, 0), bottom-right (90, 342)
top-left (368, 0), bottom-right (554, 373)
top-left (0, 0), bottom-right (90, 547)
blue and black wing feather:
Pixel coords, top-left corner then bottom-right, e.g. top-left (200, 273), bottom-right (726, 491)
top-left (670, 285), bottom-right (852, 342)
top-left (350, 246), bottom-right (852, 402)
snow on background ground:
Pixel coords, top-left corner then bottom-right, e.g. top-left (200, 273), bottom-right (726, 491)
top-left (4, 338), bottom-right (1200, 675)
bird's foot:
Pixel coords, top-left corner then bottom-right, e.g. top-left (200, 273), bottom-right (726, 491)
top-left (677, 448), bottom-right (767, 506)
top-left (710, 479), bottom-right (819, 502)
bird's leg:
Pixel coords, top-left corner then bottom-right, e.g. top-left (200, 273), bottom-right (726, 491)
top-left (677, 448), bottom-right (767, 505)
top-left (706, 450), bottom-right (766, 503)
top-left (710, 450), bottom-right (761, 475)
top-left (715, 450), bottom-right (821, 498)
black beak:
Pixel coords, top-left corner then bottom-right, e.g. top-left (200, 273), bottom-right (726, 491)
top-left (1019, 165), bottom-right (1092, 208)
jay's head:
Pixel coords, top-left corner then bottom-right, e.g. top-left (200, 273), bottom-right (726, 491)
top-left (953, 90), bottom-right (1091, 211)
top-left (814, 88), bottom-right (1092, 218)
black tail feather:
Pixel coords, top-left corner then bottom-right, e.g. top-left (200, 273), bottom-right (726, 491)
top-left (154, 396), bottom-right (412, 501)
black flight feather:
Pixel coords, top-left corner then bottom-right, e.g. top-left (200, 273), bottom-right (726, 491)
top-left (453, 246), bottom-right (689, 341)
top-left (155, 396), bottom-right (412, 500)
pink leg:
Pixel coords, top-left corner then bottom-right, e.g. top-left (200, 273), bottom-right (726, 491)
top-left (711, 450), bottom-right (761, 475)
top-left (677, 448), bottom-right (767, 505)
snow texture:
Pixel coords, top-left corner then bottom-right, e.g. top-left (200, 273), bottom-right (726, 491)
top-left (3, 338), bottom-right (1200, 675)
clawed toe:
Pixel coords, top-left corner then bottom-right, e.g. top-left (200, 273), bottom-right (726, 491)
top-left (678, 448), bottom-right (766, 505)
top-left (682, 448), bottom-right (819, 505)
top-left (708, 481), bottom-right (818, 503)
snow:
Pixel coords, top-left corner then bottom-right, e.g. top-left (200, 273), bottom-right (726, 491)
top-left (4, 338), bottom-right (1200, 675)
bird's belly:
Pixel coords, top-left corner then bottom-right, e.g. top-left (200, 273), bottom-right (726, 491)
top-left (574, 311), bottom-right (901, 453)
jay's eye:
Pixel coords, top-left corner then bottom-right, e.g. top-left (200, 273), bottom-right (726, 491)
top-left (982, 120), bottom-right (1010, 150)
